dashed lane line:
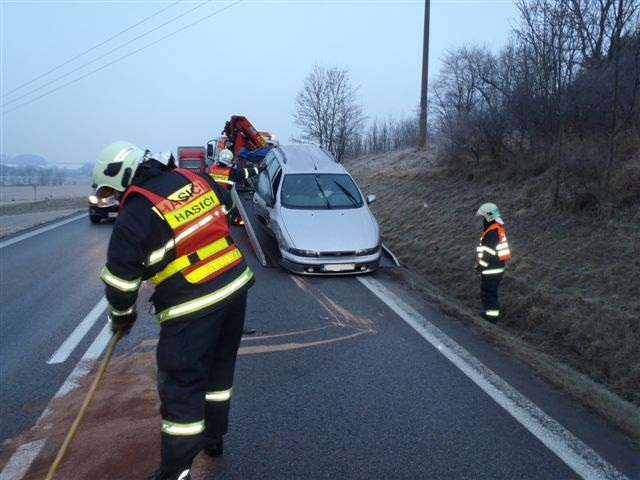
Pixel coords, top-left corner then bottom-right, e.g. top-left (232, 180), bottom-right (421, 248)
top-left (48, 297), bottom-right (108, 364)
top-left (0, 324), bottom-right (112, 480)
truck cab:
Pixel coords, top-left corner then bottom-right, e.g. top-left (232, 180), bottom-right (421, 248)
top-left (176, 146), bottom-right (207, 173)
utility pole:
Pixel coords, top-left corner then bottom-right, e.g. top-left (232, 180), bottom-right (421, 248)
top-left (418, 0), bottom-right (431, 148)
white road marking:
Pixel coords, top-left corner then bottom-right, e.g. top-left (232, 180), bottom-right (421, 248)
top-left (52, 323), bottom-right (112, 399)
top-left (48, 297), bottom-right (108, 364)
top-left (357, 276), bottom-right (628, 480)
top-left (0, 324), bottom-right (112, 480)
top-left (0, 213), bottom-right (86, 249)
top-left (0, 440), bottom-right (45, 480)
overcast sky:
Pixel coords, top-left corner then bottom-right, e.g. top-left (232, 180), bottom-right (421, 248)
top-left (1, 0), bottom-right (520, 166)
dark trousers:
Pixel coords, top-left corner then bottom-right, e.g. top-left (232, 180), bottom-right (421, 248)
top-left (480, 273), bottom-right (503, 323)
top-left (156, 291), bottom-right (247, 474)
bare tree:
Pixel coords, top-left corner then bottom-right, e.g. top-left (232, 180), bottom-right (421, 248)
top-left (514, 0), bottom-right (582, 205)
top-left (431, 46), bottom-right (487, 160)
top-left (425, 0), bottom-right (638, 212)
top-left (562, 0), bottom-right (639, 201)
top-left (293, 65), bottom-right (366, 162)
top-left (430, 45), bottom-right (513, 163)
top-left (603, 0), bottom-right (640, 195)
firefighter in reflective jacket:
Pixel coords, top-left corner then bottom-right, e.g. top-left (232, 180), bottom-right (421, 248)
top-left (93, 141), bottom-right (255, 480)
top-left (208, 148), bottom-right (260, 226)
top-left (208, 148), bottom-right (260, 190)
top-left (475, 203), bottom-right (511, 324)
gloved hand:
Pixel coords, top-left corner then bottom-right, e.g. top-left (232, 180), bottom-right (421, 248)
top-left (108, 311), bottom-right (137, 335)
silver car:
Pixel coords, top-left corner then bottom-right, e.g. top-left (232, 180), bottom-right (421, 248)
top-left (253, 144), bottom-right (381, 274)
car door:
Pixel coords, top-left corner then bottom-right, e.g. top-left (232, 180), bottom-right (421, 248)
top-left (253, 151), bottom-right (281, 224)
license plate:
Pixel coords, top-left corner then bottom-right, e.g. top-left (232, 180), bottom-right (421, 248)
top-left (322, 263), bottom-right (355, 272)
top-left (108, 212), bottom-right (118, 218)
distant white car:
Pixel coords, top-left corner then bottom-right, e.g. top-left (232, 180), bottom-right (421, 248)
top-left (253, 144), bottom-right (381, 275)
top-left (88, 188), bottom-right (119, 224)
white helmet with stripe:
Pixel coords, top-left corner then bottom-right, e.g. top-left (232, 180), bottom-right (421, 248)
top-left (476, 202), bottom-right (504, 224)
top-left (93, 141), bottom-right (147, 198)
top-left (218, 148), bottom-right (234, 166)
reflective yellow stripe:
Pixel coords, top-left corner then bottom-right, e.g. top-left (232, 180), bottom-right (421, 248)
top-left (210, 172), bottom-right (230, 182)
top-left (157, 268), bottom-right (253, 323)
top-left (152, 206), bottom-right (164, 219)
top-left (195, 237), bottom-right (232, 263)
top-left (174, 213), bottom-right (217, 244)
top-left (222, 192), bottom-right (237, 216)
top-left (481, 245), bottom-right (497, 255)
top-left (244, 168), bottom-right (258, 179)
top-left (175, 470), bottom-right (190, 480)
top-left (184, 248), bottom-right (242, 283)
top-left (100, 266), bottom-right (141, 292)
top-left (146, 239), bottom-right (176, 266)
top-left (206, 387), bottom-right (233, 402)
top-left (497, 243), bottom-right (511, 258)
top-left (150, 256), bottom-right (192, 285)
top-left (150, 237), bottom-right (231, 285)
top-left (485, 310), bottom-right (500, 317)
top-left (161, 419), bottom-right (205, 436)
top-left (482, 268), bottom-right (504, 275)
top-left (110, 304), bottom-right (136, 316)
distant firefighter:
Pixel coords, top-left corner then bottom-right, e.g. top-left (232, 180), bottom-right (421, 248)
top-left (474, 203), bottom-right (511, 323)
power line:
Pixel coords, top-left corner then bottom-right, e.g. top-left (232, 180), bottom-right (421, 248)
top-left (2, 0), bottom-right (215, 109)
top-left (1, 0), bottom-right (183, 99)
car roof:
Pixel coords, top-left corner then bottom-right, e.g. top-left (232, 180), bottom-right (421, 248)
top-left (276, 144), bottom-right (347, 175)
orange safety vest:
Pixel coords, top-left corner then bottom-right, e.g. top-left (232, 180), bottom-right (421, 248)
top-left (477, 223), bottom-right (512, 263)
top-left (121, 168), bottom-right (243, 285)
top-left (209, 165), bottom-right (234, 189)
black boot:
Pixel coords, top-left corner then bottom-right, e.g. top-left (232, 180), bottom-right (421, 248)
top-left (203, 436), bottom-right (224, 457)
top-left (145, 468), bottom-right (191, 480)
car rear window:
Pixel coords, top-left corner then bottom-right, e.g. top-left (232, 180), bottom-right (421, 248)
top-left (281, 174), bottom-right (364, 209)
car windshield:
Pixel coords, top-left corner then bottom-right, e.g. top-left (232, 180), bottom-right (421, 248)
top-left (281, 174), bottom-right (364, 209)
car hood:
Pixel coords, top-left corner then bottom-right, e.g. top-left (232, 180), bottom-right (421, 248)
top-left (280, 207), bottom-right (379, 251)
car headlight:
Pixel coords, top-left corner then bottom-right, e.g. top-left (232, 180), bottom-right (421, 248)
top-left (288, 248), bottom-right (319, 257)
top-left (356, 245), bottom-right (381, 256)
top-left (89, 195), bottom-right (98, 205)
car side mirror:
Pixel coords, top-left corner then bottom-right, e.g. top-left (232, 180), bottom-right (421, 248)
top-left (207, 144), bottom-right (214, 156)
top-left (266, 193), bottom-right (275, 208)
top-left (366, 194), bottom-right (376, 205)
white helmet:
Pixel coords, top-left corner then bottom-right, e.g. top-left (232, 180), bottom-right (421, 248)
top-left (477, 202), bottom-right (504, 224)
top-left (218, 148), bottom-right (234, 166)
top-left (93, 141), bottom-right (147, 198)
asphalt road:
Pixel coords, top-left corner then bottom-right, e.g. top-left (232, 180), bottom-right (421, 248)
top-left (0, 210), bottom-right (639, 479)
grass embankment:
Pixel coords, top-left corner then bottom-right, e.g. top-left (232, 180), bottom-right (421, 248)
top-left (346, 148), bottom-right (640, 444)
top-left (0, 197), bottom-right (86, 216)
